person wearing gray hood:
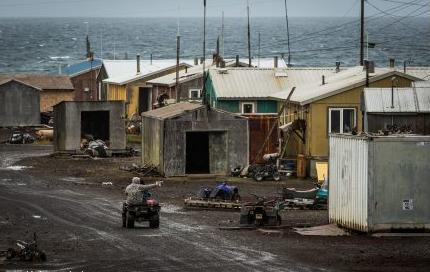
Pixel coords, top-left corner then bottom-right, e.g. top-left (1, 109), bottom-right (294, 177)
top-left (125, 177), bottom-right (163, 205)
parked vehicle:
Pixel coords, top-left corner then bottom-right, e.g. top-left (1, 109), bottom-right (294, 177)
top-left (9, 132), bottom-right (35, 144)
top-left (253, 153), bottom-right (280, 181)
top-left (198, 182), bottom-right (240, 201)
top-left (6, 233), bottom-right (46, 262)
top-left (240, 194), bottom-right (282, 227)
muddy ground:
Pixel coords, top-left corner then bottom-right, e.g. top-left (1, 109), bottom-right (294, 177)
top-left (0, 144), bottom-right (429, 272)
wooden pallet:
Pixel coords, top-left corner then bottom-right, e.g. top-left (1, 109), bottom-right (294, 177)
top-left (184, 198), bottom-right (242, 210)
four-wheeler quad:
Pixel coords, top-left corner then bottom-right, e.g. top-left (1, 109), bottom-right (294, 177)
top-left (198, 182), bottom-right (241, 201)
top-left (240, 194), bottom-right (282, 227)
top-left (253, 153), bottom-right (281, 181)
top-left (122, 192), bottom-right (160, 229)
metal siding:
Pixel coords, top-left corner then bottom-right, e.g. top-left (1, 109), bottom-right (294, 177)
top-left (329, 135), bottom-right (369, 232)
top-left (330, 134), bottom-right (430, 232)
top-left (248, 116), bottom-right (278, 163)
top-left (371, 137), bottom-right (430, 231)
top-left (416, 87), bottom-right (430, 113)
top-left (218, 100), bottom-right (240, 113)
top-left (257, 100), bottom-right (278, 113)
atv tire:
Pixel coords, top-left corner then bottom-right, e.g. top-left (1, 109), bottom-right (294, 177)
top-left (122, 212), bottom-right (126, 227)
top-left (126, 211), bottom-right (135, 228)
top-left (273, 173), bottom-right (281, 181)
top-left (149, 214), bottom-right (160, 228)
top-left (254, 173), bottom-right (264, 182)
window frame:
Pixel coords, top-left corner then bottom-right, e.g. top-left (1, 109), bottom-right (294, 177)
top-left (240, 101), bottom-right (256, 114)
top-left (188, 88), bottom-right (202, 99)
top-left (328, 107), bottom-right (357, 134)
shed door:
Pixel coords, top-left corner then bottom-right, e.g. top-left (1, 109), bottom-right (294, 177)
top-left (139, 87), bottom-right (150, 114)
top-left (209, 132), bottom-right (228, 174)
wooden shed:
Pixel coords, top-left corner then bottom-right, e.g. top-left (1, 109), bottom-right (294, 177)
top-left (141, 102), bottom-right (249, 177)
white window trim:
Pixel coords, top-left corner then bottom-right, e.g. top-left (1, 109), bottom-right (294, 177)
top-left (240, 101), bottom-right (256, 114)
top-left (189, 88), bottom-right (202, 99)
top-left (328, 108), bottom-right (356, 133)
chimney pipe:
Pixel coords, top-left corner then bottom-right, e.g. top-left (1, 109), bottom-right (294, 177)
top-left (200, 57), bottom-right (204, 64)
top-left (136, 54), bottom-right (141, 74)
top-left (389, 58), bottom-right (395, 68)
top-left (274, 56), bottom-right (278, 68)
top-left (335, 61), bottom-right (340, 73)
top-left (322, 75), bottom-right (325, 85)
top-left (236, 55), bottom-right (239, 67)
top-left (194, 57), bottom-right (198, 65)
top-left (150, 53), bottom-right (153, 65)
top-left (220, 60), bottom-right (226, 68)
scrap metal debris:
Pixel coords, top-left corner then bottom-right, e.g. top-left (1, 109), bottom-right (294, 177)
top-left (120, 163), bottom-right (161, 177)
top-left (2, 233), bottom-right (47, 262)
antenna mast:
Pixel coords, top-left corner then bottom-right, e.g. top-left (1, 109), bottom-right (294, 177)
top-left (221, 11), bottom-right (225, 59)
top-left (360, 0), bottom-right (364, 66)
top-left (284, 0), bottom-right (291, 66)
top-left (247, 0), bottom-right (251, 67)
top-left (203, 0), bottom-right (207, 83)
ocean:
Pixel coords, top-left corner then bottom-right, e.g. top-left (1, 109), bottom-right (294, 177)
top-left (0, 17), bottom-right (428, 74)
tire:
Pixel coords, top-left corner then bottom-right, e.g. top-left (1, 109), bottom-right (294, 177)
top-left (273, 173), bottom-right (281, 181)
top-left (254, 173), bottom-right (263, 182)
top-left (149, 214), bottom-right (160, 228)
top-left (126, 211), bottom-right (135, 229)
top-left (122, 212), bottom-right (126, 227)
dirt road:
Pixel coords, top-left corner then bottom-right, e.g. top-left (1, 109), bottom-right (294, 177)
top-left (1, 145), bottom-right (429, 272)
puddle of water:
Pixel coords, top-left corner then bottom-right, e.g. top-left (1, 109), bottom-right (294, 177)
top-left (61, 177), bottom-right (86, 182)
top-left (6, 165), bottom-right (33, 171)
top-left (161, 204), bottom-right (186, 214)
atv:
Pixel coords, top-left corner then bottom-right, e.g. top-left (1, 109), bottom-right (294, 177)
top-left (240, 194), bottom-right (282, 227)
top-left (198, 182), bottom-right (241, 201)
top-left (122, 193), bottom-right (160, 229)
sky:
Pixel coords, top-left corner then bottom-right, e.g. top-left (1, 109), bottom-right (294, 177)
top-left (0, 0), bottom-right (428, 18)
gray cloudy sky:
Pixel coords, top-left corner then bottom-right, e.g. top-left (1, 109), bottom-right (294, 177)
top-left (0, 0), bottom-right (428, 17)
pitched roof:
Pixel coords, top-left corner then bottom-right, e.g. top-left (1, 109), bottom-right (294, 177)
top-left (401, 67), bottom-right (430, 81)
top-left (270, 67), bottom-right (421, 105)
top-left (209, 67), bottom-right (338, 100)
top-left (364, 87), bottom-right (430, 113)
top-left (0, 78), bottom-right (42, 91)
top-left (0, 74), bottom-right (74, 90)
top-left (141, 102), bottom-right (205, 120)
top-left (102, 59), bottom-right (194, 85)
top-left (63, 59), bottom-right (102, 77)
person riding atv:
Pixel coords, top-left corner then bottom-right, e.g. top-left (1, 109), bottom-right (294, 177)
top-left (122, 177), bottom-right (163, 229)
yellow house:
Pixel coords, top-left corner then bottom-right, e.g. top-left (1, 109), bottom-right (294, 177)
top-left (270, 66), bottom-right (421, 177)
top-left (102, 59), bottom-right (191, 119)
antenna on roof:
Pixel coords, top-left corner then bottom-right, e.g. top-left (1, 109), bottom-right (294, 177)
top-left (247, 0), bottom-right (252, 67)
top-left (100, 32), bottom-right (103, 60)
top-left (284, 0), bottom-right (291, 67)
top-left (113, 40), bottom-right (116, 60)
top-left (258, 32), bottom-right (261, 68)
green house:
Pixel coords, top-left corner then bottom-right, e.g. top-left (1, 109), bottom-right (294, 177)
top-left (205, 68), bottom-right (287, 115)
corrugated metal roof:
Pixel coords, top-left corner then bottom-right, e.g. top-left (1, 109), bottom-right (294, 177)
top-left (270, 67), bottom-right (421, 105)
top-left (102, 60), bottom-right (194, 85)
top-left (209, 68), bottom-right (287, 99)
top-left (413, 80), bottom-right (430, 88)
top-left (141, 102), bottom-right (204, 120)
top-left (0, 74), bottom-right (74, 90)
top-left (364, 87), bottom-right (430, 113)
top-left (146, 58), bottom-right (287, 87)
top-left (401, 67), bottom-right (430, 81)
top-left (63, 59), bottom-right (102, 77)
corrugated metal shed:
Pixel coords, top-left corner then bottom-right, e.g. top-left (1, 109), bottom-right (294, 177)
top-left (141, 102), bottom-right (204, 120)
top-left (402, 67), bottom-right (430, 81)
top-left (63, 59), bottom-right (102, 77)
top-left (364, 87), bottom-right (430, 113)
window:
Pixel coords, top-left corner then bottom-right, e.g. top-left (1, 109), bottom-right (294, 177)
top-left (189, 89), bottom-right (201, 99)
top-left (241, 102), bottom-right (255, 114)
top-left (329, 108), bottom-right (356, 133)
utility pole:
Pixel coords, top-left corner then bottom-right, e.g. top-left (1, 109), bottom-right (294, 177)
top-left (203, 0), bottom-right (207, 80)
top-left (247, 0), bottom-right (252, 67)
top-left (284, 0), bottom-right (291, 66)
top-left (176, 34), bottom-right (181, 103)
top-left (258, 32), bottom-right (261, 68)
top-left (221, 11), bottom-right (225, 59)
top-left (360, 0), bottom-right (365, 66)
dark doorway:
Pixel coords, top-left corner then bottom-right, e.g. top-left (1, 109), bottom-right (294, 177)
top-left (186, 132), bottom-right (209, 174)
top-left (81, 111), bottom-right (110, 141)
top-left (139, 87), bottom-right (150, 114)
